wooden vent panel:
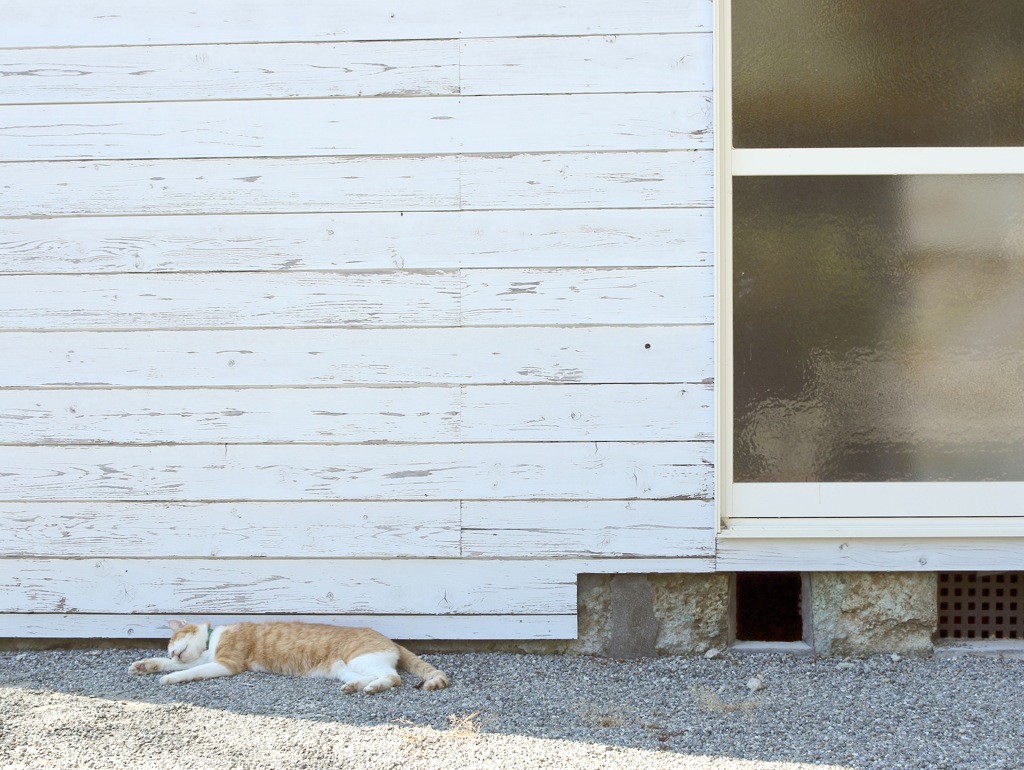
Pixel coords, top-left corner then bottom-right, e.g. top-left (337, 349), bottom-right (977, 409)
top-left (938, 572), bottom-right (1023, 640)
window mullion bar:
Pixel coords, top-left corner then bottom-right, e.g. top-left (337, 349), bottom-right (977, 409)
top-left (733, 147), bottom-right (1024, 176)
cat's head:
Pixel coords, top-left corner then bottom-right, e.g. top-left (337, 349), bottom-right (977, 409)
top-left (166, 619), bottom-right (211, 664)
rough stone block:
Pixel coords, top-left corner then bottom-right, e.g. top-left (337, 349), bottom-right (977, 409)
top-left (811, 572), bottom-right (937, 657)
top-left (575, 572), bottom-right (730, 657)
top-left (649, 573), bottom-right (730, 655)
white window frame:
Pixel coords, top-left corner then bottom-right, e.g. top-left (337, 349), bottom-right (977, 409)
top-left (714, 0), bottom-right (1024, 534)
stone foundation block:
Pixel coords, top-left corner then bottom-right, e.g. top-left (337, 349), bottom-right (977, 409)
top-left (576, 573), bottom-right (730, 657)
top-left (811, 572), bottom-right (936, 657)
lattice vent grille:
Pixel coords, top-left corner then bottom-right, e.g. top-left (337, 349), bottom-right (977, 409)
top-left (938, 572), bottom-right (1023, 640)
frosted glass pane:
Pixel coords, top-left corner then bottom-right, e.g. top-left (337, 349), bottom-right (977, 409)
top-left (734, 176), bottom-right (1024, 482)
top-left (733, 1), bottom-right (1024, 147)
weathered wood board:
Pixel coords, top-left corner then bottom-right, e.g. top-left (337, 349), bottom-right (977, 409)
top-left (0, 267), bottom-right (713, 330)
top-left (3, 1), bottom-right (713, 47)
top-left (0, 556), bottom-right (718, 622)
top-left (1, 94), bottom-right (711, 162)
top-left (0, 155), bottom-right (460, 217)
top-left (0, 559), bottom-right (580, 615)
top-left (0, 501), bottom-right (462, 558)
top-left (0, 34), bottom-right (710, 104)
top-left (459, 151), bottom-right (713, 211)
top-left (0, 39), bottom-right (460, 104)
top-left (0, 151), bottom-right (712, 217)
top-left (462, 500), bottom-right (715, 558)
top-left (1, 499), bottom-right (714, 560)
top-left (0, 442), bottom-right (713, 502)
top-left (460, 34), bottom-right (713, 95)
top-left (2, 326), bottom-right (714, 387)
top-left (0, 209), bottom-right (713, 274)
top-left (0, 383), bottom-right (713, 445)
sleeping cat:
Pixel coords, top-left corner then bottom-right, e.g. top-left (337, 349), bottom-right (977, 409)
top-left (129, 619), bottom-right (448, 694)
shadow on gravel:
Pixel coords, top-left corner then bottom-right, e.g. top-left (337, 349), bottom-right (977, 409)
top-left (3, 648), bottom-right (1024, 770)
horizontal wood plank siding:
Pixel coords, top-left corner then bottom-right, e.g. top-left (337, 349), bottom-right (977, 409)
top-left (460, 35), bottom-right (713, 95)
top-left (0, 34), bottom-right (711, 105)
top-left (463, 501), bottom-right (715, 558)
top-left (0, 209), bottom-right (713, 274)
top-left (0, 502), bottom-right (462, 558)
top-left (0, 155), bottom-right (460, 217)
top-left (0, 1), bottom-right (715, 639)
top-left (2, 501), bottom-right (715, 560)
top-left (2, 1), bottom-right (712, 47)
top-left (0, 384), bottom-right (713, 445)
top-left (0, 151), bottom-right (712, 217)
top-left (3, 326), bottom-right (714, 387)
top-left (0, 443), bottom-right (713, 502)
top-left (0, 40), bottom-right (461, 104)
top-left (0, 267), bottom-right (713, 330)
top-left (1, 94), bottom-right (712, 161)
top-left (0, 559), bottom-right (580, 615)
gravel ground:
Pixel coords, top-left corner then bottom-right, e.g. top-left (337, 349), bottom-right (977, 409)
top-left (1, 648), bottom-right (1023, 770)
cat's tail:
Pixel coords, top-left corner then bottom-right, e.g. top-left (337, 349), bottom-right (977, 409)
top-left (395, 644), bottom-right (449, 690)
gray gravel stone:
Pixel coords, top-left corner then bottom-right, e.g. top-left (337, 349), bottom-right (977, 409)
top-left (1, 648), bottom-right (1022, 769)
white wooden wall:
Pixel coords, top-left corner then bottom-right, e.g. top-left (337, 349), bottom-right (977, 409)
top-left (0, 0), bottom-right (715, 639)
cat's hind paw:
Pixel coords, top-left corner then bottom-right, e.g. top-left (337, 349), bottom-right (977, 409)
top-left (129, 659), bottom-right (165, 675)
top-left (420, 673), bottom-right (449, 691)
top-left (362, 674), bottom-right (400, 694)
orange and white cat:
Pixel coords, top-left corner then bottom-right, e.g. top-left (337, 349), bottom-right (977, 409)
top-left (129, 619), bottom-right (448, 694)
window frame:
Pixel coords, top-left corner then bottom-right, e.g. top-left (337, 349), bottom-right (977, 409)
top-left (714, 0), bottom-right (1024, 532)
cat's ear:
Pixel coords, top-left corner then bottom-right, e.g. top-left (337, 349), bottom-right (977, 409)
top-left (168, 619), bottom-right (188, 632)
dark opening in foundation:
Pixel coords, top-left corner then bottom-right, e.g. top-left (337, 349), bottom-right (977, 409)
top-left (735, 572), bottom-right (804, 642)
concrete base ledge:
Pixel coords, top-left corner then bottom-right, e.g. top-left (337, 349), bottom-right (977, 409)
top-left (934, 640), bottom-right (1024, 659)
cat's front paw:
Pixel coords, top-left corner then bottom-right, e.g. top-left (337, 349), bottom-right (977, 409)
top-left (129, 659), bottom-right (166, 675)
